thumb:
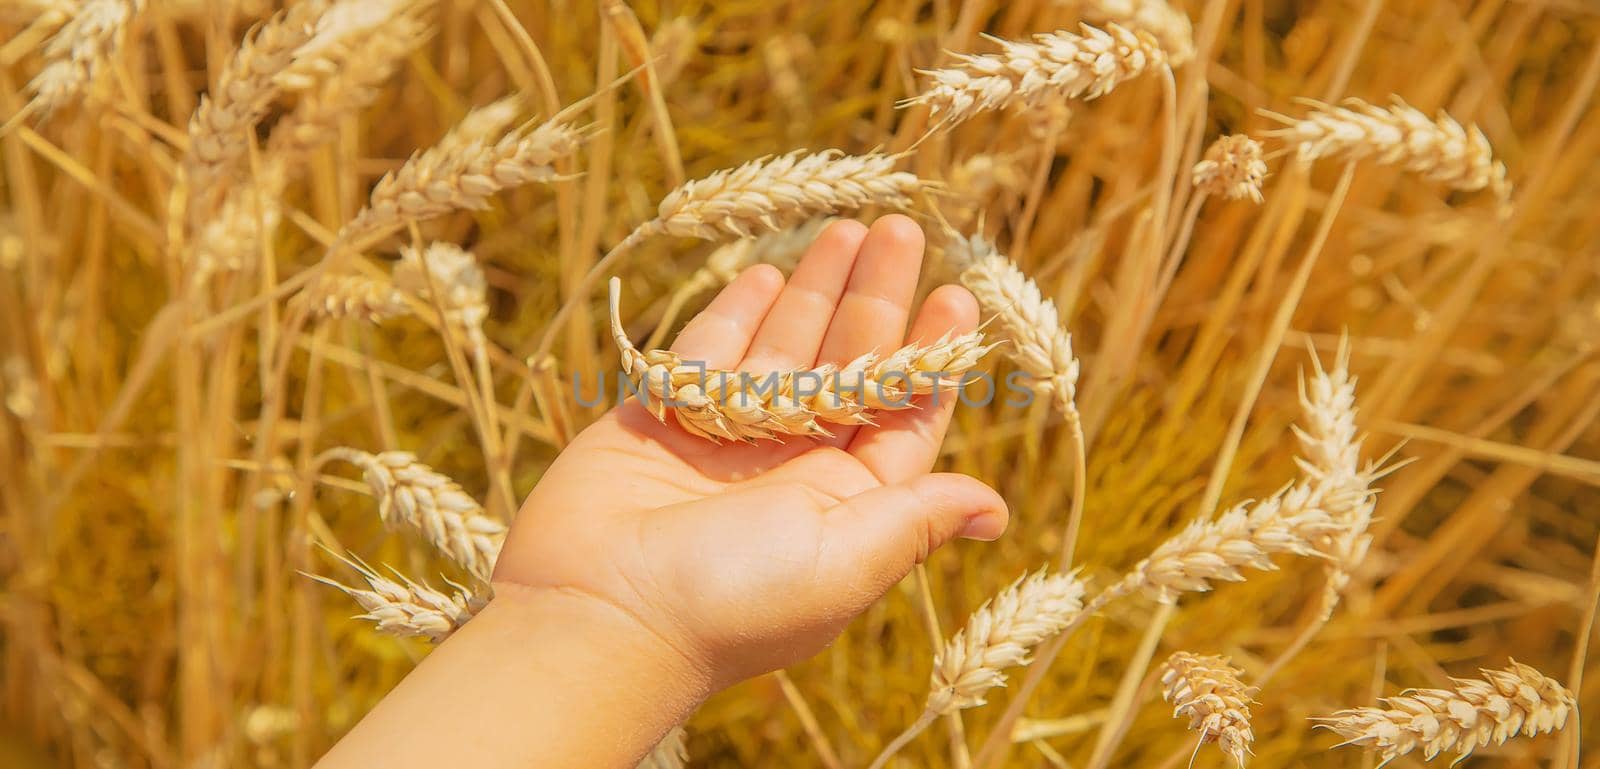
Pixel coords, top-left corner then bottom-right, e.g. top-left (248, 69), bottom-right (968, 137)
top-left (818, 473), bottom-right (1008, 600)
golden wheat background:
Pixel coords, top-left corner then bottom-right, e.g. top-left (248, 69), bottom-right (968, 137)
top-left (1, 0), bottom-right (1597, 767)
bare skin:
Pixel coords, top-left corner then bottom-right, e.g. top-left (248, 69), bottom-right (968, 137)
top-left (316, 215), bottom-right (1008, 769)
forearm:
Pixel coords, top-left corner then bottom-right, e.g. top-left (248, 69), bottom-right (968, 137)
top-left (316, 585), bottom-right (711, 769)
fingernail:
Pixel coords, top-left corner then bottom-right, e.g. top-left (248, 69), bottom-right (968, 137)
top-left (959, 513), bottom-right (1005, 541)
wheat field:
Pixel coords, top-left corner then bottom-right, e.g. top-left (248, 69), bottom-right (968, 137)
top-left (1, 0), bottom-right (1597, 768)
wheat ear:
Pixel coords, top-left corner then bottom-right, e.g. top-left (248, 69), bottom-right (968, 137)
top-left (904, 23), bottom-right (1165, 128)
top-left (393, 242), bottom-right (488, 338)
top-left (652, 150), bottom-right (922, 240)
top-left (1193, 135), bottom-right (1268, 203)
top-left (868, 570), bottom-right (1087, 769)
top-left (339, 116), bottom-right (585, 243)
top-left (182, 1), bottom-right (325, 212)
top-left (308, 553), bottom-right (486, 642)
top-left (1264, 97), bottom-right (1510, 204)
top-left (609, 278), bottom-right (993, 442)
top-left (305, 275), bottom-right (410, 322)
top-left (26, 0), bottom-right (139, 116)
top-left (1316, 661), bottom-right (1575, 765)
top-left (1055, 0), bottom-right (1195, 64)
top-left (276, 0), bottom-right (431, 90)
top-left (1161, 652), bottom-right (1257, 767)
top-left (317, 448), bottom-right (505, 582)
top-left (953, 235), bottom-right (1080, 412)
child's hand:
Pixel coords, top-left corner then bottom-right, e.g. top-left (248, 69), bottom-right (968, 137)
top-left (495, 215), bottom-right (1008, 693)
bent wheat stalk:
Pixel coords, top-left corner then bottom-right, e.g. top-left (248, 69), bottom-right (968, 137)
top-left (905, 23), bottom-right (1165, 129)
top-left (1316, 661), bottom-right (1575, 764)
top-left (609, 278), bottom-right (992, 442)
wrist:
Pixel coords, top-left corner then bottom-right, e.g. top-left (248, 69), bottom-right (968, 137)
top-left (484, 581), bottom-right (714, 716)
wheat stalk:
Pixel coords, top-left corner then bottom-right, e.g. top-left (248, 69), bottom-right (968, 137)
top-left (1055, 0), bottom-right (1195, 65)
top-left (318, 448), bottom-right (505, 583)
top-left (953, 235), bottom-right (1080, 412)
top-left (1160, 652), bottom-right (1257, 767)
top-left (651, 150), bottom-right (922, 240)
top-left (309, 553), bottom-right (485, 642)
top-left (338, 116), bottom-right (585, 243)
top-left (1264, 97), bottom-right (1510, 204)
top-left (1193, 135), bottom-right (1268, 203)
top-left (904, 23), bottom-right (1165, 128)
top-left (609, 278), bottom-right (993, 442)
top-left (26, 0), bottom-right (139, 116)
top-left (869, 570), bottom-right (1087, 769)
top-left (182, 1), bottom-right (325, 212)
top-left (306, 274), bottom-right (410, 322)
top-left (1316, 661), bottom-right (1575, 764)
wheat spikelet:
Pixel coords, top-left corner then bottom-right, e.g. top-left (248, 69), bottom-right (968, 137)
top-left (309, 555), bottom-right (485, 642)
top-left (26, 0), bottom-right (139, 116)
top-left (636, 726), bottom-right (689, 769)
top-left (339, 116), bottom-right (584, 242)
top-left (652, 150), bottom-right (922, 240)
top-left (307, 275), bottom-right (410, 322)
top-left (1193, 134), bottom-right (1267, 203)
top-left (1264, 97), bottom-right (1510, 203)
top-left (183, 1), bottom-right (326, 211)
top-left (437, 96), bottom-right (525, 152)
top-left (188, 161), bottom-right (287, 277)
top-left (318, 448), bottom-right (505, 582)
top-left (393, 242), bottom-right (488, 337)
top-left (276, 0), bottom-right (428, 90)
top-left (1161, 652), bottom-right (1257, 767)
top-left (1316, 661), bottom-right (1575, 764)
top-left (610, 279), bottom-right (993, 442)
top-left (1055, 0), bottom-right (1195, 64)
top-left (905, 23), bottom-right (1165, 128)
top-left (267, 10), bottom-right (432, 160)
top-left (953, 236), bottom-right (1080, 412)
top-left (927, 570), bottom-right (1088, 714)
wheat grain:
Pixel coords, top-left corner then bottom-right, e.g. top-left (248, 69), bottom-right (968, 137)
top-left (905, 23), bottom-right (1165, 128)
top-left (636, 726), bottom-right (689, 769)
top-left (1193, 135), bottom-right (1267, 203)
top-left (318, 448), bottom-right (505, 582)
top-left (339, 116), bottom-right (584, 243)
top-left (1317, 661), bottom-right (1575, 764)
top-left (183, 1), bottom-right (325, 212)
top-left (1161, 652), bottom-right (1257, 767)
top-left (309, 555), bottom-right (485, 642)
top-left (26, 0), bottom-right (139, 116)
top-left (610, 278), bottom-right (993, 442)
top-left (953, 236), bottom-right (1081, 412)
top-left (1055, 0), bottom-right (1195, 64)
top-left (1264, 98), bottom-right (1510, 203)
top-left (928, 570), bottom-right (1089, 714)
top-left (650, 150), bottom-right (922, 240)
top-left (307, 274), bottom-right (410, 322)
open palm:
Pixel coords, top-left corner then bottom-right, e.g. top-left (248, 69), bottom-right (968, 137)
top-left (495, 216), bottom-right (1007, 688)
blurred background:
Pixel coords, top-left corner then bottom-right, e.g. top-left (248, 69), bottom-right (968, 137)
top-left (1, 0), bottom-right (1597, 767)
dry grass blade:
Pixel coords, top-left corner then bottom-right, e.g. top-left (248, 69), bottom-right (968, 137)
top-left (1263, 97), bottom-right (1510, 204)
top-left (1160, 652), bottom-right (1257, 767)
top-left (652, 150), bottom-right (922, 240)
top-left (1193, 135), bottom-right (1268, 203)
top-left (1315, 661), bottom-right (1576, 764)
top-left (905, 23), bottom-right (1165, 128)
top-left (317, 448), bottom-right (506, 583)
top-left (610, 278), bottom-right (993, 441)
top-left (308, 553), bottom-right (485, 642)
